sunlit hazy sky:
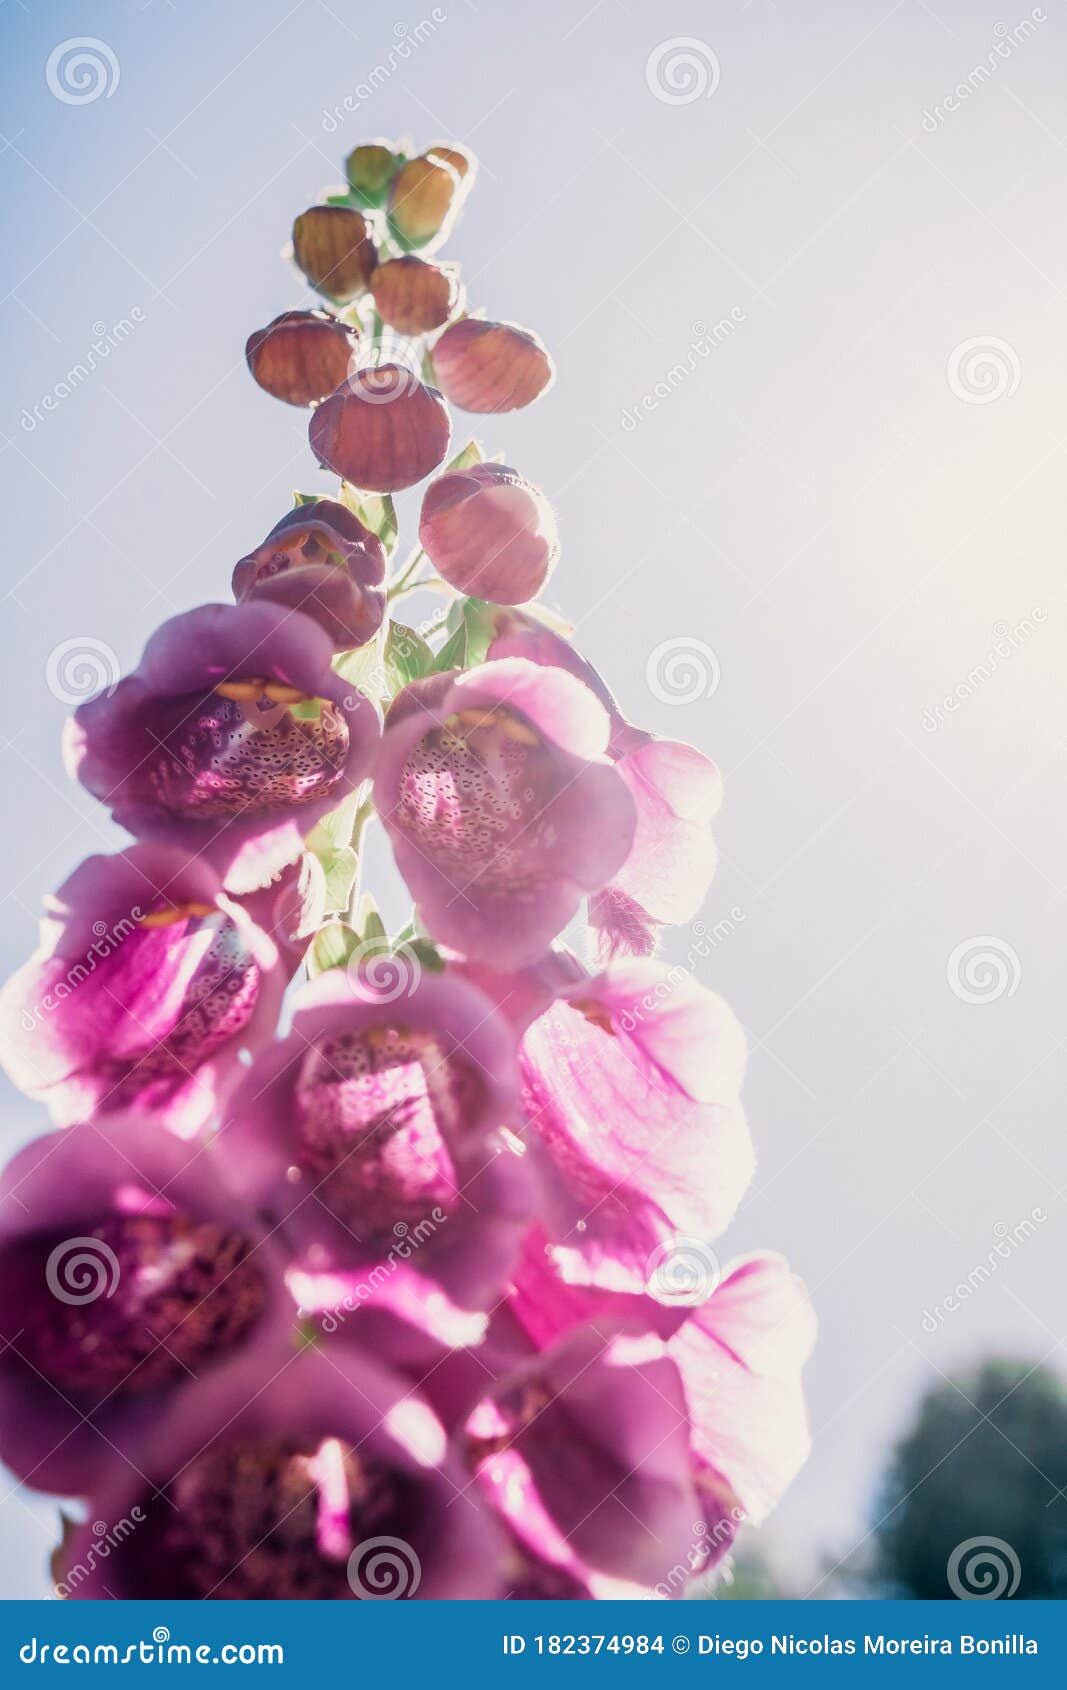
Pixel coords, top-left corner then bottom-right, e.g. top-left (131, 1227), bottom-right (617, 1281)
top-left (2, 0), bottom-right (1065, 1597)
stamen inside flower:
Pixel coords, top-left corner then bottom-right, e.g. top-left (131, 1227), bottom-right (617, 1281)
top-left (129, 1437), bottom-right (424, 1599)
top-left (397, 706), bottom-right (552, 886)
top-left (145, 692), bottom-right (349, 821)
top-left (293, 1024), bottom-right (486, 1245)
top-left (135, 900), bottom-right (217, 928)
top-left (101, 910), bottom-right (262, 1104)
top-left (214, 677), bottom-right (312, 705)
top-left (4, 1214), bottom-right (268, 1399)
top-left (571, 998), bottom-right (616, 1036)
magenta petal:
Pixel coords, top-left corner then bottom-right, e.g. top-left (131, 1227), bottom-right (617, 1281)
top-left (471, 1327), bottom-right (700, 1587)
top-left (447, 947), bottom-right (585, 1036)
top-left (219, 969), bottom-right (533, 1342)
top-left (0, 844), bottom-right (285, 1135)
top-left (520, 961), bottom-right (752, 1290)
top-left (233, 499), bottom-right (386, 652)
top-left (667, 1254), bottom-right (816, 1526)
top-left (0, 1117), bottom-right (293, 1496)
top-left (488, 617), bottom-right (721, 956)
top-left (591, 740), bottom-right (722, 957)
top-left (62, 1336), bottom-right (503, 1598)
top-left (374, 660), bottom-right (635, 968)
top-left (65, 602), bottom-right (380, 894)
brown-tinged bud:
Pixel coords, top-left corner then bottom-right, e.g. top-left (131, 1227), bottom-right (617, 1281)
top-left (233, 499), bottom-right (386, 651)
top-left (292, 206), bottom-right (377, 303)
top-left (345, 142), bottom-right (399, 205)
top-left (308, 365), bottom-right (451, 493)
top-left (370, 256), bottom-right (457, 335)
top-left (427, 143), bottom-right (477, 184)
top-left (419, 464), bottom-right (559, 604)
top-left (245, 310), bottom-right (358, 407)
top-left (431, 318), bottom-right (555, 413)
top-left (387, 155), bottom-right (459, 253)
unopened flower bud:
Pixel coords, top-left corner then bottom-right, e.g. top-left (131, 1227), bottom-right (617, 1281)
top-left (233, 499), bottom-right (386, 651)
top-left (431, 319), bottom-right (555, 413)
top-left (419, 464), bottom-right (559, 603)
top-left (345, 142), bottom-right (399, 205)
top-left (309, 365), bottom-right (451, 493)
top-left (245, 311), bottom-right (358, 407)
top-left (371, 256), bottom-right (457, 335)
top-left (292, 206), bottom-right (377, 303)
top-left (387, 155), bottom-right (460, 252)
top-left (427, 142), bottom-right (477, 184)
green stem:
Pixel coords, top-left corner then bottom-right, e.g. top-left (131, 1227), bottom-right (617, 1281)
top-left (345, 794), bottom-right (377, 918)
top-left (386, 547), bottom-right (426, 599)
top-left (389, 575), bottom-right (452, 605)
